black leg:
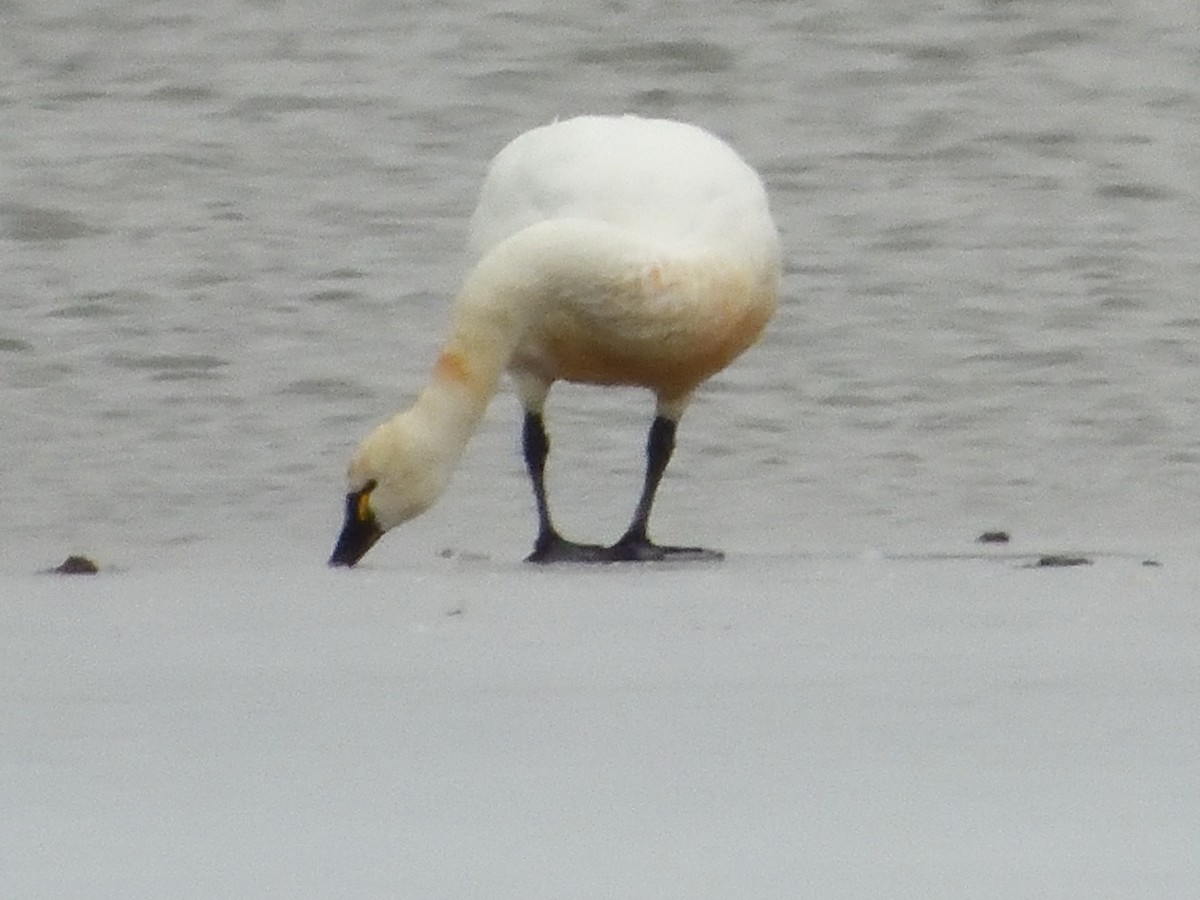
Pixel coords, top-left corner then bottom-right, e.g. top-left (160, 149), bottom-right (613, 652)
top-left (616, 415), bottom-right (675, 547)
top-left (523, 410), bottom-right (553, 546)
top-left (522, 411), bottom-right (608, 563)
top-left (609, 416), bottom-right (723, 562)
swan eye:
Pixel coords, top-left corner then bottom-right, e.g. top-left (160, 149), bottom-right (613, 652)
top-left (354, 479), bottom-right (378, 523)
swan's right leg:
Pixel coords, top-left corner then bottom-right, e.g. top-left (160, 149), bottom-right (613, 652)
top-left (522, 410), bottom-right (609, 563)
top-left (607, 415), bottom-right (723, 562)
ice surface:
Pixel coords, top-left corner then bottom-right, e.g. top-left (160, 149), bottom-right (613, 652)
top-left (4, 553), bottom-right (1198, 898)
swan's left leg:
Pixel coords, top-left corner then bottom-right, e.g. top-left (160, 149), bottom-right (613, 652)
top-left (609, 414), bottom-right (723, 562)
top-left (512, 374), bottom-right (603, 562)
top-left (522, 409), bottom-right (610, 563)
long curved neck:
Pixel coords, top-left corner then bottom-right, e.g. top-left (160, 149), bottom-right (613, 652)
top-left (408, 219), bottom-right (643, 453)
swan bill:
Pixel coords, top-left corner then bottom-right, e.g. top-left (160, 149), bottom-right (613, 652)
top-left (328, 485), bottom-right (384, 567)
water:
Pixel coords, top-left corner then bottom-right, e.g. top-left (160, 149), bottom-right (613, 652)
top-left (3, 0), bottom-right (1200, 572)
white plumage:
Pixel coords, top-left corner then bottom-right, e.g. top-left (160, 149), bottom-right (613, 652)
top-left (330, 114), bottom-right (780, 566)
top-left (470, 115), bottom-right (777, 262)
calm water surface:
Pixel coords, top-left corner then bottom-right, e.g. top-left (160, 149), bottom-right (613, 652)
top-left (3, 0), bottom-right (1200, 570)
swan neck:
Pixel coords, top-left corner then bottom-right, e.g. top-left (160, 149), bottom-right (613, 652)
top-left (409, 221), bottom-right (645, 467)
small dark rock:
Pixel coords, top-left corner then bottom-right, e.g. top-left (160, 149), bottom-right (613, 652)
top-left (977, 530), bottom-right (1011, 544)
top-left (1141, 559), bottom-right (1163, 568)
top-left (1032, 554), bottom-right (1092, 568)
top-left (51, 555), bottom-right (100, 575)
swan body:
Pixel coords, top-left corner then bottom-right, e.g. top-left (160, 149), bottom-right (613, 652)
top-left (330, 115), bottom-right (780, 566)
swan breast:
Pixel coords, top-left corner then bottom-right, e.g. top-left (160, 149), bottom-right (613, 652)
top-left (511, 254), bottom-right (778, 399)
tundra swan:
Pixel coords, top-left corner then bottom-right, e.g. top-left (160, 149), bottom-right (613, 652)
top-left (330, 114), bottom-right (780, 566)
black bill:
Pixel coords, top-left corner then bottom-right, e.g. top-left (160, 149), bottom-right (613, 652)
top-left (328, 483), bottom-right (383, 567)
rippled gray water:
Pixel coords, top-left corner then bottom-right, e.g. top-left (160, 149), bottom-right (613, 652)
top-left (3, 0), bottom-right (1200, 570)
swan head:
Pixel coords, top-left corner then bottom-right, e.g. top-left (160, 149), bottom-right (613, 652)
top-left (328, 413), bottom-right (449, 567)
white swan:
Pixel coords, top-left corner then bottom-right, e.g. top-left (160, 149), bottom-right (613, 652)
top-left (330, 114), bottom-right (780, 566)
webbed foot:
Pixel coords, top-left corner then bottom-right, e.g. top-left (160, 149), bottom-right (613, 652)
top-left (607, 535), bottom-right (724, 562)
top-left (526, 533), bottom-right (612, 564)
top-left (526, 532), bottom-right (723, 564)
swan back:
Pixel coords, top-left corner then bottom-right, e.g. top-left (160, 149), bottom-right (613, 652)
top-left (469, 115), bottom-right (778, 266)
